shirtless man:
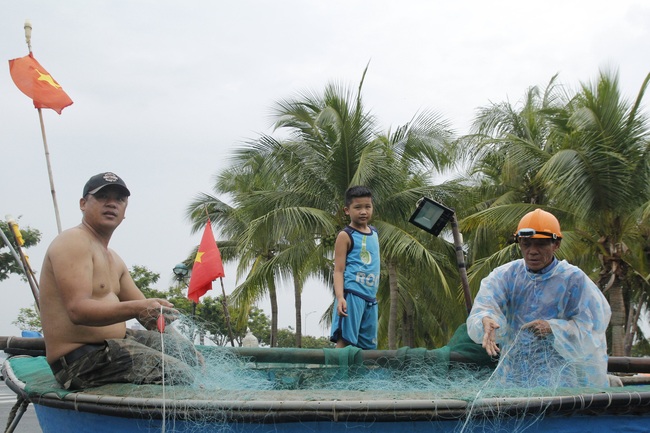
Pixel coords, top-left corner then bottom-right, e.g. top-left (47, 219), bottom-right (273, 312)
top-left (40, 172), bottom-right (197, 390)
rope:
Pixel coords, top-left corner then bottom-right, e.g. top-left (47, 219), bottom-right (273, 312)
top-left (4, 396), bottom-right (29, 433)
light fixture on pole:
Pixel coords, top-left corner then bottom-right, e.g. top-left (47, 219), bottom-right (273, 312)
top-left (408, 197), bottom-right (473, 314)
top-left (173, 263), bottom-right (189, 280)
top-left (408, 197), bottom-right (454, 236)
top-left (173, 263), bottom-right (195, 316)
top-left (304, 310), bottom-right (317, 336)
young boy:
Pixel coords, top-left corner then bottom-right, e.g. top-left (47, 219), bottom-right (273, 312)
top-left (330, 186), bottom-right (380, 349)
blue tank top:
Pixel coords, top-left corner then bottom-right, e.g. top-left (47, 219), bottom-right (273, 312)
top-left (343, 225), bottom-right (380, 301)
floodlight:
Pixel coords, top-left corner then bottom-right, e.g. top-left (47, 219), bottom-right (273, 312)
top-left (408, 197), bottom-right (454, 237)
top-left (408, 197), bottom-right (473, 313)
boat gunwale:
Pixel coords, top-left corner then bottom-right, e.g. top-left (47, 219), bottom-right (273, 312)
top-left (5, 357), bottom-right (650, 424)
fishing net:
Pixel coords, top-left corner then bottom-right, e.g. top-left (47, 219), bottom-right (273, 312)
top-left (5, 314), bottom-right (631, 433)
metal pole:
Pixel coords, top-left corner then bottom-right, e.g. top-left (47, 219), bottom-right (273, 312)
top-left (450, 213), bottom-right (472, 314)
top-left (304, 310), bottom-right (316, 336)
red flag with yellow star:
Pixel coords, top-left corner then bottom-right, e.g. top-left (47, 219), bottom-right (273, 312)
top-left (9, 53), bottom-right (73, 114)
top-left (187, 220), bottom-right (225, 303)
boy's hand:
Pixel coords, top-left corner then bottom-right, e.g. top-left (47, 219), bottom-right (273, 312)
top-left (337, 298), bottom-right (348, 317)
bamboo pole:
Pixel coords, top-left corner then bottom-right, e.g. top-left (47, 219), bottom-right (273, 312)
top-left (24, 20), bottom-right (62, 234)
top-left (0, 224), bottom-right (24, 270)
top-left (6, 217), bottom-right (40, 310)
top-left (37, 107), bottom-right (63, 234)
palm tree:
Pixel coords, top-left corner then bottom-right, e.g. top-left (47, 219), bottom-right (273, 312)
top-left (454, 70), bottom-right (650, 356)
top-left (186, 149), bottom-right (290, 346)
top-left (369, 111), bottom-right (462, 348)
top-left (265, 70), bottom-right (468, 348)
top-left (538, 70), bottom-right (650, 355)
top-left (189, 67), bottom-right (465, 348)
top-left (450, 75), bottom-right (568, 293)
top-left (237, 69), bottom-right (388, 346)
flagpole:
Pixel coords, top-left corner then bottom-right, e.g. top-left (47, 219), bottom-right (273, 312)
top-left (203, 207), bottom-right (236, 347)
top-left (37, 108), bottom-right (63, 233)
top-left (220, 277), bottom-right (235, 347)
top-left (25, 20), bottom-right (63, 234)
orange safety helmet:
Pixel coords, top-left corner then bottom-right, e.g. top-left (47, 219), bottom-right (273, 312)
top-left (515, 209), bottom-right (563, 240)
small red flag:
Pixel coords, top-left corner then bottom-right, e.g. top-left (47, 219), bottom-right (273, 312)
top-left (8, 53), bottom-right (73, 114)
top-left (187, 220), bottom-right (225, 303)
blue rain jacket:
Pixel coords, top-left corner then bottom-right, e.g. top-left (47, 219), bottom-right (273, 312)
top-left (467, 258), bottom-right (611, 387)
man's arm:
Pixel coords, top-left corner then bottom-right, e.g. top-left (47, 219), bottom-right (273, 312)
top-left (480, 317), bottom-right (501, 357)
top-left (466, 266), bottom-right (509, 353)
top-left (546, 274), bottom-right (611, 360)
top-left (114, 252), bottom-right (177, 330)
top-left (49, 231), bottom-right (170, 327)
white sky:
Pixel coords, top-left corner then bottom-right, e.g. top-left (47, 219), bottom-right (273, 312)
top-left (1, 1), bottom-right (649, 339)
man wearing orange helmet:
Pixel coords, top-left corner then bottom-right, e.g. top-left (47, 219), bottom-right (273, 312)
top-left (466, 209), bottom-right (611, 387)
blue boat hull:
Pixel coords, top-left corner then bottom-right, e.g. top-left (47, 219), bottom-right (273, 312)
top-left (4, 345), bottom-right (650, 433)
top-left (33, 403), bottom-right (650, 433)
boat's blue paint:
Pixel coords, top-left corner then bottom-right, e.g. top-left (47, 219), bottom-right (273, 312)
top-left (34, 403), bottom-right (650, 433)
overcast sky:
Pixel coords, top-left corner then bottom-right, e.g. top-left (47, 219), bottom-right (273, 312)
top-left (1, 1), bottom-right (649, 339)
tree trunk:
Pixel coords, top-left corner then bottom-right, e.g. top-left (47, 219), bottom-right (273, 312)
top-left (599, 239), bottom-right (628, 357)
top-left (387, 261), bottom-right (399, 350)
top-left (294, 276), bottom-right (303, 347)
top-left (624, 293), bottom-right (645, 356)
top-left (268, 278), bottom-right (278, 347)
top-left (402, 294), bottom-right (415, 347)
top-left (609, 283), bottom-right (626, 356)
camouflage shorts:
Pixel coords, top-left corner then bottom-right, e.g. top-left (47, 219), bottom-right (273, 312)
top-left (52, 328), bottom-right (199, 390)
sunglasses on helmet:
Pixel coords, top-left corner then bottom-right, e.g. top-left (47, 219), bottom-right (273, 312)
top-left (516, 228), bottom-right (559, 240)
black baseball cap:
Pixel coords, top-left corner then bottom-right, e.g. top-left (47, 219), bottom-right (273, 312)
top-left (82, 172), bottom-right (131, 197)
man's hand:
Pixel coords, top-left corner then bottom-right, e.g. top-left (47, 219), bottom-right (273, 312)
top-left (337, 297), bottom-right (348, 317)
top-left (521, 320), bottom-right (552, 338)
top-left (481, 317), bottom-right (500, 357)
top-left (138, 299), bottom-right (180, 331)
